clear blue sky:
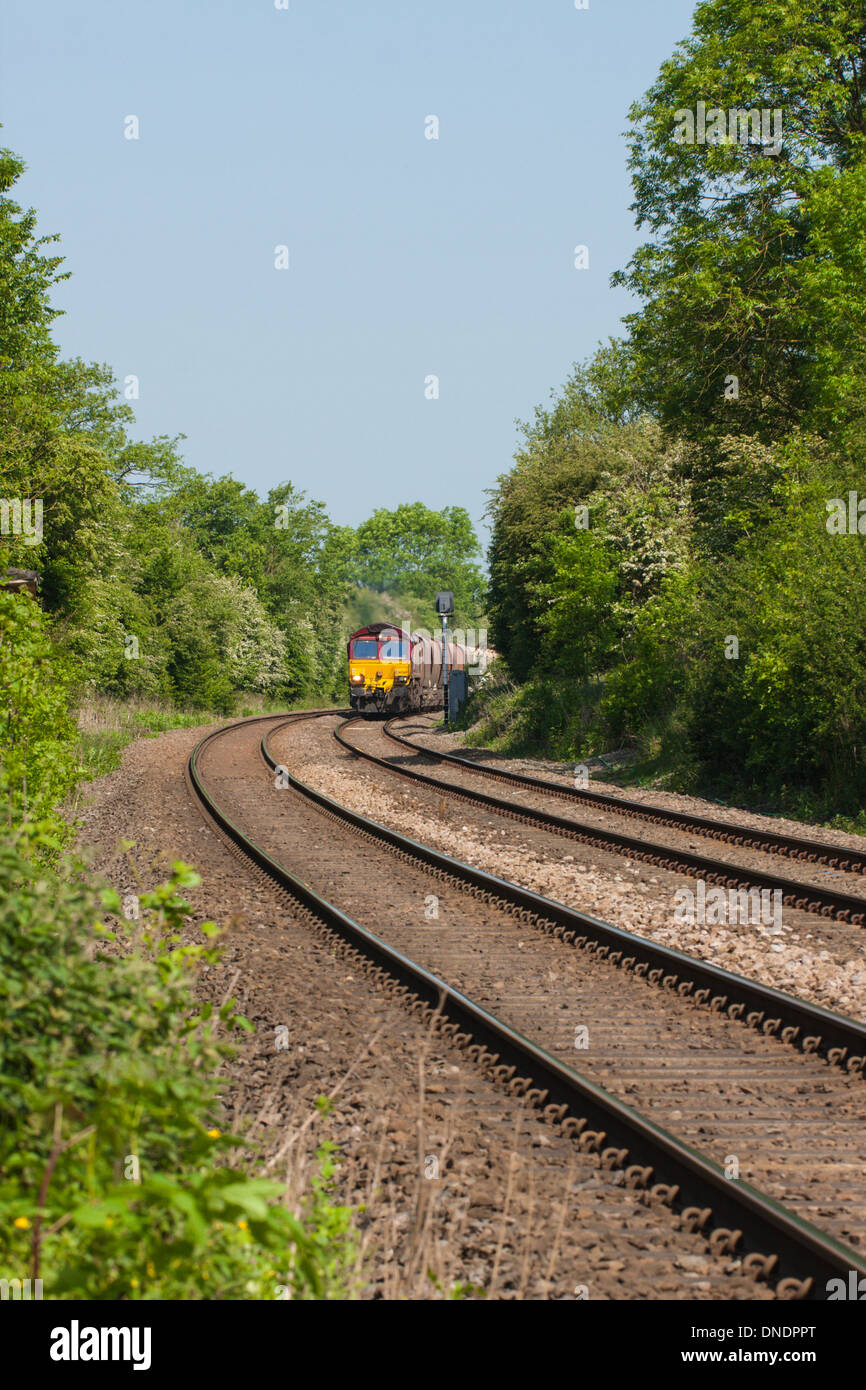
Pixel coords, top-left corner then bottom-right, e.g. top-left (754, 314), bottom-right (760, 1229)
top-left (2, 0), bottom-right (695, 547)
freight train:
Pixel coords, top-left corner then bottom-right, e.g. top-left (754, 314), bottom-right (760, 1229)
top-left (347, 623), bottom-right (468, 715)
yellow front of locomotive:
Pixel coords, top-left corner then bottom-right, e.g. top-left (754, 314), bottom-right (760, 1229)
top-left (348, 630), bottom-right (412, 712)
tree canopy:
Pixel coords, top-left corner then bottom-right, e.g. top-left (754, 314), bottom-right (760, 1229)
top-left (479, 1), bottom-right (866, 817)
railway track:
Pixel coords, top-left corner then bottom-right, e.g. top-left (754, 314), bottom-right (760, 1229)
top-left (330, 717), bottom-right (866, 1076)
top-left (332, 717), bottom-right (866, 928)
top-left (187, 710), bottom-right (866, 1300)
top-left (385, 715), bottom-right (866, 877)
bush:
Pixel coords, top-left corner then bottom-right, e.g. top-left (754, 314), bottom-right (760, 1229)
top-left (0, 844), bottom-right (357, 1299)
top-left (458, 661), bottom-right (604, 761)
top-left (600, 456), bottom-right (866, 812)
top-left (0, 591), bottom-right (80, 833)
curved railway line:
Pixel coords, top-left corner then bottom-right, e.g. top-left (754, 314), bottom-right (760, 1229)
top-left (331, 718), bottom-right (866, 1075)
top-left (187, 709), bottom-right (866, 1301)
top-left (386, 714), bottom-right (866, 872)
top-left (332, 716), bottom-right (866, 927)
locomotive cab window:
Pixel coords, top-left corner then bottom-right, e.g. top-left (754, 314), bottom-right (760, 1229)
top-left (351, 639), bottom-right (378, 659)
top-left (380, 639), bottom-right (409, 660)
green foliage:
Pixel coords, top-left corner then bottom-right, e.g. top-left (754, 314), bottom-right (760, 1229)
top-left (614, 0), bottom-right (866, 442)
top-left (458, 660), bottom-right (604, 762)
top-left (530, 435), bottom-right (866, 813)
top-left (161, 569), bottom-right (287, 714)
top-left (0, 848), bottom-right (358, 1299)
top-left (486, 397), bottom-right (684, 680)
top-left (0, 591), bottom-right (80, 833)
top-left (485, 366), bottom-right (617, 680)
top-left (482, 395), bottom-right (866, 813)
top-left (533, 530), bottom-right (620, 683)
top-left (480, 7), bottom-right (866, 822)
top-left (352, 502), bottom-right (485, 628)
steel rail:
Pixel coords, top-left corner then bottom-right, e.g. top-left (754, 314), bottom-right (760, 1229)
top-left (385, 716), bottom-right (866, 877)
top-left (334, 719), bottom-right (866, 927)
top-left (328, 718), bottom-right (866, 1077)
top-left (185, 712), bottom-right (866, 1300)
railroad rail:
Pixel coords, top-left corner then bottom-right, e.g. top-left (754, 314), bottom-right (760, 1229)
top-left (186, 710), bottom-right (866, 1299)
top-left (331, 717), bottom-right (866, 1074)
top-left (385, 715), bottom-right (866, 877)
top-left (333, 718), bottom-right (866, 927)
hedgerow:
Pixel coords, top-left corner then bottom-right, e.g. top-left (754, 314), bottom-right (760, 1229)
top-left (0, 844), bottom-right (357, 1300)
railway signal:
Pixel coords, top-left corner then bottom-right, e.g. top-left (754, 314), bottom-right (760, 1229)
top-left (435, 591), bottom-right (455, 723)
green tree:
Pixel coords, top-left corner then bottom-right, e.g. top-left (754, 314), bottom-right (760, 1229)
top-left (0, 851), bottom-right (358, 1299)
top-left (486, 371), bottom-right (678, 680)
top-left (0, 591), bottom-right (79, 832)
top-left (353, 502), bottom-right (484, 621)
top-left (614, 0), bottom-right (866, 442)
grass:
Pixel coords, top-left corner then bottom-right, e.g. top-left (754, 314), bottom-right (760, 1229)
top-left (72, 690), bottom-right (347, 787)
top-left (74, 696), bottom-right (217, 783)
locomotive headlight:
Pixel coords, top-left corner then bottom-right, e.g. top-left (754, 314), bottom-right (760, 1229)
top-left (350, 673), bottom-right (363, 683)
